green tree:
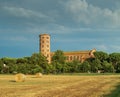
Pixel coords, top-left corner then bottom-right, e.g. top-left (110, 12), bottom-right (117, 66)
top-left (8, 63), bottom-right (18, 73)
top-left (66, 62), bottom-right (74, 73)
top-left (31, 65), bottom-right (43, 74)
top-left (16, 58), bottom-right (28, 64)
top-left (30, 53), bottom-right (48, 73)
top-left (61, 63), bottom-right (70, 73)
top-left (30, 53), bottom-right (42, 65)
top-left (102, 61), bottom-right (114, 73)
top-left (109, 53), bottom-right (120, 66)
top-left (66, 60), bottom-right (81, 73)
top-left (45, 64), bottom-right (56, 74)
top-left (108, 53), bottom-right (120, 73)
top-left (94, 51), bottom-right (109, 62)
top-left (0, 59), bottom-right (3, 73)
top-left (90, 59), bottom-right (102, 72)
top-left (1, 57), bottom-right (16, 65)
top-left (80, 61), bottom-right (91, 73)
top-left (52, 50), bottom-right (66, 64)
top-left (17, 64), bottom-right (27, 74)
top-left (52, 62), bottom-right (63, 74)
top-left (114, 62), bottom-right (120, 73)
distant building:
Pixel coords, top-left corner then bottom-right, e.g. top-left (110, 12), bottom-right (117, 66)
top-left (39, 34), bottom-right (96, 63)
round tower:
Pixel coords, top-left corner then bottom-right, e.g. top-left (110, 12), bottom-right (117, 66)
top-left (39, 34), bottom-right (51, 63)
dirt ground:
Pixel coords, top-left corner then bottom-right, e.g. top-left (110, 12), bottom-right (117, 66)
top-left (0, 74), bottom-right (120, 97)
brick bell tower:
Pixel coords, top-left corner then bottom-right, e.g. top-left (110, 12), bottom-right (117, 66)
top-left (39, 34), bottom-right (51, 63)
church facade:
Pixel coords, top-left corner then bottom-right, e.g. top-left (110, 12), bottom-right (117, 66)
top-left (39, 34), bottom-right (96, 63)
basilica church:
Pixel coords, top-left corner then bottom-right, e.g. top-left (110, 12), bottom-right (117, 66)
top-left (39, 34), bottom-right (96, 63)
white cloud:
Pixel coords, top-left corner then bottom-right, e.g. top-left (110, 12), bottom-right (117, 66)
top-left (109, 45), bottom-right (120, 52)
top-left (24, 24), bottom-right (70, 34)
top-left (4, 36), bottom-right (28, 42)
top-left (8, 36), bottom-right (28, 41)
top-left (54, 38), bottom-right (101, 43)
top-left (0, 36), bottom-right (30, 46)
top-left (65, 0), bottom-right (120, 28)
top-left (94, 44), bottom-right (108, 51)
top-left (94, 44), bottom-right (120, 53)
top-left (3, 6), bottom-right (51, 20)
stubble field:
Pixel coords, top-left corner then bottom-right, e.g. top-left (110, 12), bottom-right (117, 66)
top-left (0, 74), bottom-right (120, 97)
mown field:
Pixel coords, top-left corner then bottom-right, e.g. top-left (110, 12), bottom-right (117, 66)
top-left (0, 74), bottom-right (120, 97)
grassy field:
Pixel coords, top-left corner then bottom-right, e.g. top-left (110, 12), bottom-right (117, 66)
top-left (0, 74), bottom-right (120, 97)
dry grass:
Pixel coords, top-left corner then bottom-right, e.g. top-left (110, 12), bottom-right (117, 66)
top-left (0, 74), bottom-right (120, 97)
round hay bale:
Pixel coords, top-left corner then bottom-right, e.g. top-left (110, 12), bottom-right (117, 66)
top-left (15, 73), bottom-right (26, 82)
top-left (35, 73), bottom-right (42, 78)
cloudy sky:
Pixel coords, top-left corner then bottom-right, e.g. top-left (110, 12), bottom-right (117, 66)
top-left (0, 0), bottom-right (120, 58)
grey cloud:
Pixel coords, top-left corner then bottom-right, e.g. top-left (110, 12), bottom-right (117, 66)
top-left (65, 0), bottom-right (120, 28)
top-left (3, 6), bottom-right (53, 21)
top-left (0, 0), bottom-right (120, 34)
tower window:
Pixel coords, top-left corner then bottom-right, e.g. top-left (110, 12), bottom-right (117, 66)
top-left (47, 54), bottom-right (49, 57)
top-left (42, 41), bottom-right (44, 43)
top-left (46, 37), bottom-right (49, 39)
top-left (47, 41), bottom-right (49, 43)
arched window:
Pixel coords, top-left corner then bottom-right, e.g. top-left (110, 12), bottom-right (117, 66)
top-left (70, 56), bottom-right (72, 60)
top-left (66, 56), bottom-right (69, 60)
top-left (74, 56), bottom-right (76, 60)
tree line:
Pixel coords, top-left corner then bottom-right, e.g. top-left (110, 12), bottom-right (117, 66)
top-left (0, 50), bottom-right (120, 74)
